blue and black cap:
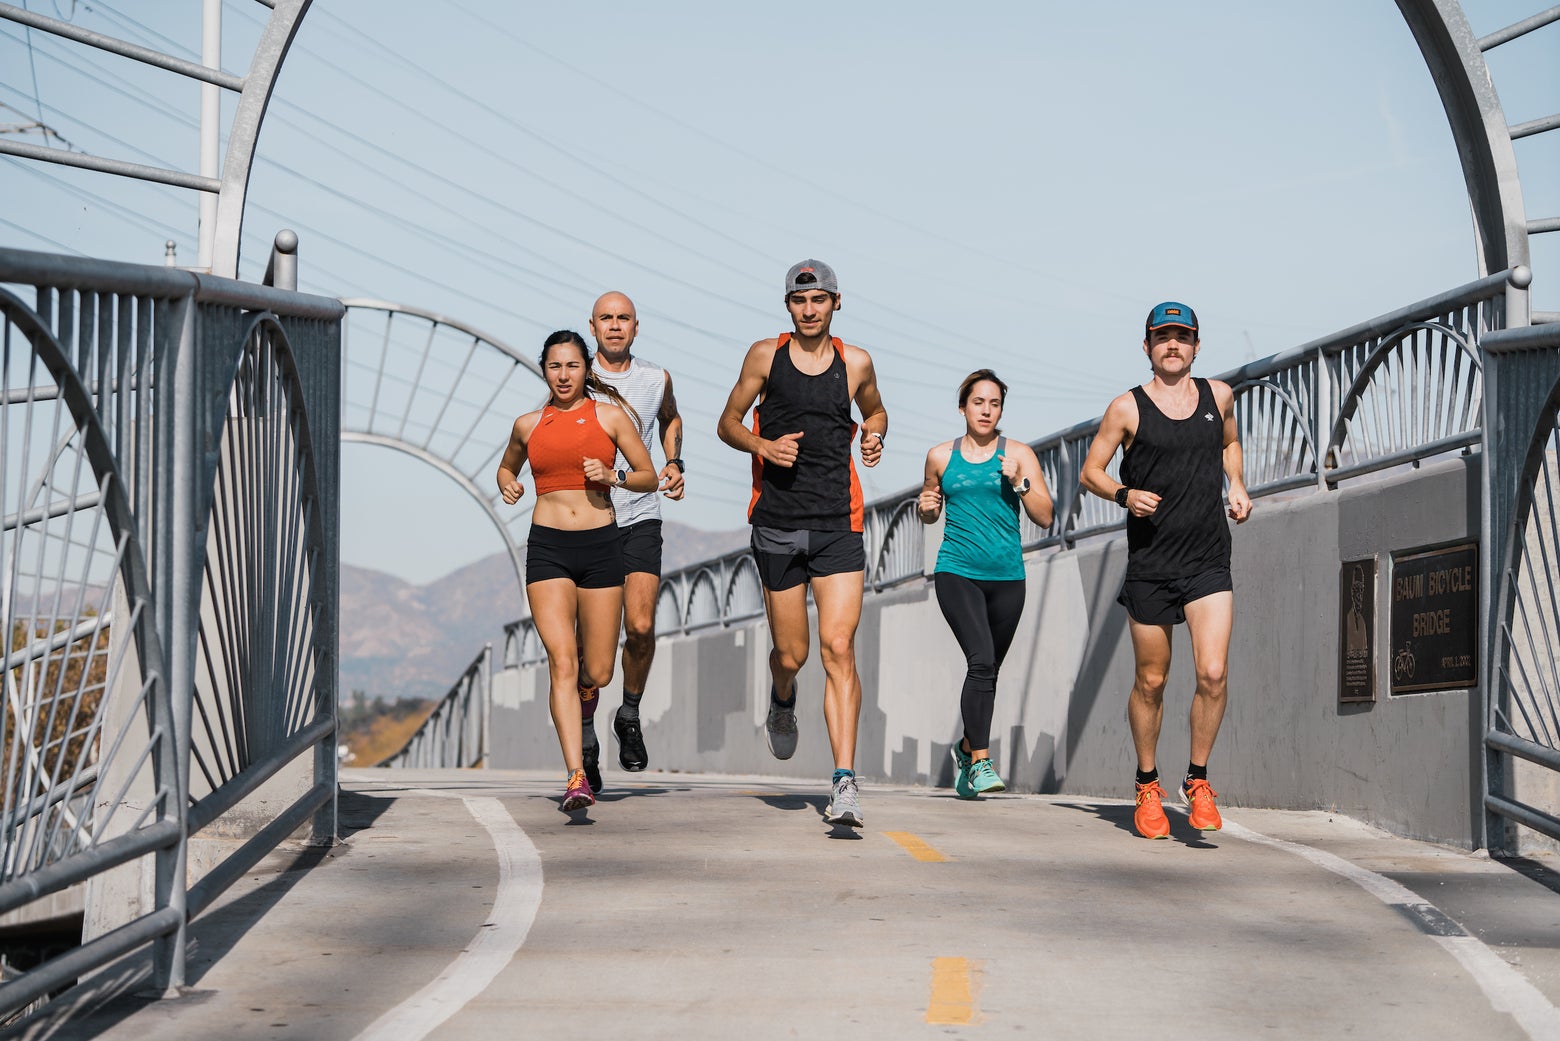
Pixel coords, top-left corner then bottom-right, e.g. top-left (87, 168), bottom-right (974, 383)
top-left (1144, 301), bottom-right (1199, 340)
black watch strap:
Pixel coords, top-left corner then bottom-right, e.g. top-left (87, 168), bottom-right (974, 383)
top-left (1115, 486), bottom-right (1129, 508)
top-left (667, 458), bottom-right (685, 473)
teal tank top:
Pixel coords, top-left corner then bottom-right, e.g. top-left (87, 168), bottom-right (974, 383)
top-left (934, 436), bottom-right (1025, 581)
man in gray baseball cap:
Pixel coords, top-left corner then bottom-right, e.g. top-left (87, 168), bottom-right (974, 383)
top-left (718, 257), bottom-right (887, 830)
top-left (784, 259), bottom-right (838, 297)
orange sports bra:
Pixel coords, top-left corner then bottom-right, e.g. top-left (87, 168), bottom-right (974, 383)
top-left (528, 399), bottom-right (616, 495)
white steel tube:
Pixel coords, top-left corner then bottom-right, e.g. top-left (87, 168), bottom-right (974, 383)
top-left (198, 0), bottom-right (221, 271)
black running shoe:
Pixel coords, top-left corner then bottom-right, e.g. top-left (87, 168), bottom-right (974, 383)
top-left (614, 709), bottom-right (648, 771)
top-left (582, 740), bottom-right (602, 794)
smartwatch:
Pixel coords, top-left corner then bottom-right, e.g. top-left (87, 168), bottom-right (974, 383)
top-left (865, 430), bottom-right (885, 445)
top-left (667, 458), bottom-right (685, 473)
top-left (1013, 477), bottom-right (1032, 495)
top-left (614, 468), bottom-right (629, 487)
top-left (1115, 486), bottom-right (1129, 508)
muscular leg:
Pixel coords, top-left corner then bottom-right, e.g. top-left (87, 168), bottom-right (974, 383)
top-left (811, 569), bottom-right (865, 771)
top-left (1182, 590), bottom-right (1233, 767)
top-left (761, 582), bottom-right (811, 703)
top-left (620, 571), bottom-right (659, 694)
top-left (529, 579), bottom-right (583, 772)
top-left (1126, 618), bottom-right (1173, 774)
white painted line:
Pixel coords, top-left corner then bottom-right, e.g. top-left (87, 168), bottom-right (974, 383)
top-left (350, 795), bottom-right (542, 1041)
top-left (1223, 819), bottom-right (1560, 1041)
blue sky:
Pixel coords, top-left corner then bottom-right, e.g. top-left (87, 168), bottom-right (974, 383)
top-left (2, 1), bottom-right (1556, 583)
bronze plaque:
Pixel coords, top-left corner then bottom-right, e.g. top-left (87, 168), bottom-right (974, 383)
top-left (1388, 543), bottom-right (1478, 694)
top-left (1339, 557), bottom-right (1376, 703)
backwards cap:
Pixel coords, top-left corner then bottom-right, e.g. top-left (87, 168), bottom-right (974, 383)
top-left (785, 259), bottom-right (838, 296)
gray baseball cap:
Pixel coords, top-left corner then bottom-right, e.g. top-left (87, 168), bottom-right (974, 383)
top-left (785, 259), bottom-right (838, 296)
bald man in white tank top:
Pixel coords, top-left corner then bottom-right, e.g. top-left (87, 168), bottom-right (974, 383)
top-left (585, 292), bottom-right (685, 788)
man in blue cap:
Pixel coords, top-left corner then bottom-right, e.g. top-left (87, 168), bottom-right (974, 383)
top-left (1080, 302), bottom-right (1252, 839)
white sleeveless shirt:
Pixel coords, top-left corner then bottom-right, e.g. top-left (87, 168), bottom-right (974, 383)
top-left (595, 357), bottom-right (667, 526)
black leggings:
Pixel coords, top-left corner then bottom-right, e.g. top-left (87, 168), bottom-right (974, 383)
top-left (934, 572), bottom-right (1026, 752)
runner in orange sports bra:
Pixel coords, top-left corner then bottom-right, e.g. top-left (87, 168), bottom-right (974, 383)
top-left (496, 330), bottom-right (657, 814)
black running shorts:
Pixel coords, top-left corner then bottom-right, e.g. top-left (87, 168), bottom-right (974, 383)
top-left (619, 519), bottom-right (663, 577)
top-left (1116, 566), bottom-right (1232, 626)
top-left (750, 527), bottom-right (865, 592)
top-left (526, 523), bottom-right (625, 589)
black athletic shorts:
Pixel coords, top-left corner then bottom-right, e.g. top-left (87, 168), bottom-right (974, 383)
top-left (1117, 566), bottom-right (1232, 626)
top-left (526, 523), bottom-right (625, 589)
top-left (619, 519), bottom-right (663, 577)
top-left (750, 526), bottom-right (865, 592)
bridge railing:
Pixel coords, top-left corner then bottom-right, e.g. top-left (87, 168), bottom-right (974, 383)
top-left (0, 245), bottom-right (342, 1012)
top-left (378, 644), bottom-right (491, 769)
top-left (469, 268), bottom-right (1518, 784)
top-left (616, 269), bottom-right (1514, 634)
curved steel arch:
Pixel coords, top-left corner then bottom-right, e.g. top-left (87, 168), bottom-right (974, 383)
top-left (209, 1), bottom-right (317, 278)
top-left (339, 299), bottom-right (546, 598)
top-left (0, 1), bottom-right (316, 279)
top-left (1396, 0), bottom-right (1551, 323)
top-left (342, 433), bottom-right (528, 594)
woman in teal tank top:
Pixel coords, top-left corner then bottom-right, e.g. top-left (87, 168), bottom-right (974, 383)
top-left (918, 370), bottom-right (1054, 798)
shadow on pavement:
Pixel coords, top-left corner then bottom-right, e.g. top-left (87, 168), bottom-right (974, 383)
top-left (1053, 800), bottom-right (1220, 848)
top-left (751, 792), bottom-right (823, 814)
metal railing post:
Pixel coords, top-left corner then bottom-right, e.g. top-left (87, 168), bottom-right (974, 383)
top-left (480, 642), bottom-right (492, 768)
top-left (152, 293), bottom-right (199, 992)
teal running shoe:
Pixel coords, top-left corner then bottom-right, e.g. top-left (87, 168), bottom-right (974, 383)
top-left (951, 745), bottom-right (975, 799)
top-left (968, 757), bottom-right (1006, 795)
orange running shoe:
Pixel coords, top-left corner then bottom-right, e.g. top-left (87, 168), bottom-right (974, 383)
top-left (1134, 780), bottom-right (1171, 839)
top-left (1181, 777), bottom-right (1222, 831)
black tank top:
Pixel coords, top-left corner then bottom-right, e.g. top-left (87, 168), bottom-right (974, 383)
top-left (748, 335), bottom-right (861, 531)
top-left (1120, 377), bottom-right (1231, 579)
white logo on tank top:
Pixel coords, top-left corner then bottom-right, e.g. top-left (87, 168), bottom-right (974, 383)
top-left (1204, 412), bottom-right (1214, 421)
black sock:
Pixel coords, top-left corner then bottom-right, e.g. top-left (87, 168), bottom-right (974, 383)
top-left (771, 683), bottom-right (796, 707)
top-left (1186, 762), bottom-right (1208, 782)
top-left (1135, 767), bottom-right (1159, 786)
top-left (620, 690), bottom-right (643, 720)
top-left (582, 717), bottom-right (597, 750)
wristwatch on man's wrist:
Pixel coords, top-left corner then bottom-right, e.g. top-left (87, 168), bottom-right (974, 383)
top-left (667, 458), bottom-right (685, 473)
top-left (1115, 486), bottom-right (1129, 508)
top-left (614, 468), bottom-right (629, 487)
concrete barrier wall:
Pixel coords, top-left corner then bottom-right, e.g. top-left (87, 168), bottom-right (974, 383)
top-left (492, 454), bottom-right (1483, 847)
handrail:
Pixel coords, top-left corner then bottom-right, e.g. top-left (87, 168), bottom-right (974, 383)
top-left (498, 268), bottom-right (1519, 639)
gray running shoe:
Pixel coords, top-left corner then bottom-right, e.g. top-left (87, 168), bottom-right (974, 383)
top-left (824, 774), bottom-right (864, 828)
top-left (968, 757), bottom-right (1006, 795)
top-left (951, 745), bottom-right (976, 800)
top-left (765, 686), bottom-right (798, 760)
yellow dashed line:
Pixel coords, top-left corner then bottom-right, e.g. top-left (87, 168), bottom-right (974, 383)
top-left (926, 956), bottom-right (980, 1025)
top-left (883, 831), bottom-right (947, 862)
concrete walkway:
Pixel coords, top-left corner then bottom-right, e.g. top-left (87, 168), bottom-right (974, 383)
top-left (8, 768), bottom-right (1560, 1040)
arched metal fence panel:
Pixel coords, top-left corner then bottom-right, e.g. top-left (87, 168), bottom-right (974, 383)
top-left (869, 499), bottom-right (923, 591)
top-left (655, 583), bottom-right (684, 635)
top-left (185, 312), bottom-right (333, 820)
top-left (380, 644), bottom-right (490, 769)
top-left (0, 246), bottom-right (341, 1011)
top-left (724, 556), bottom-right (764, 624)
top-left (1326, 320), bottom-right (1484, 484)
top-left (683, 567), bottom-right (723, 631)
top-left (0, 286), bottom-right (173, 922)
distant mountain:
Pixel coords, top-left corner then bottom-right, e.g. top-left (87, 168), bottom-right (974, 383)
top-left (339, 519), bottom-right (748, 700)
